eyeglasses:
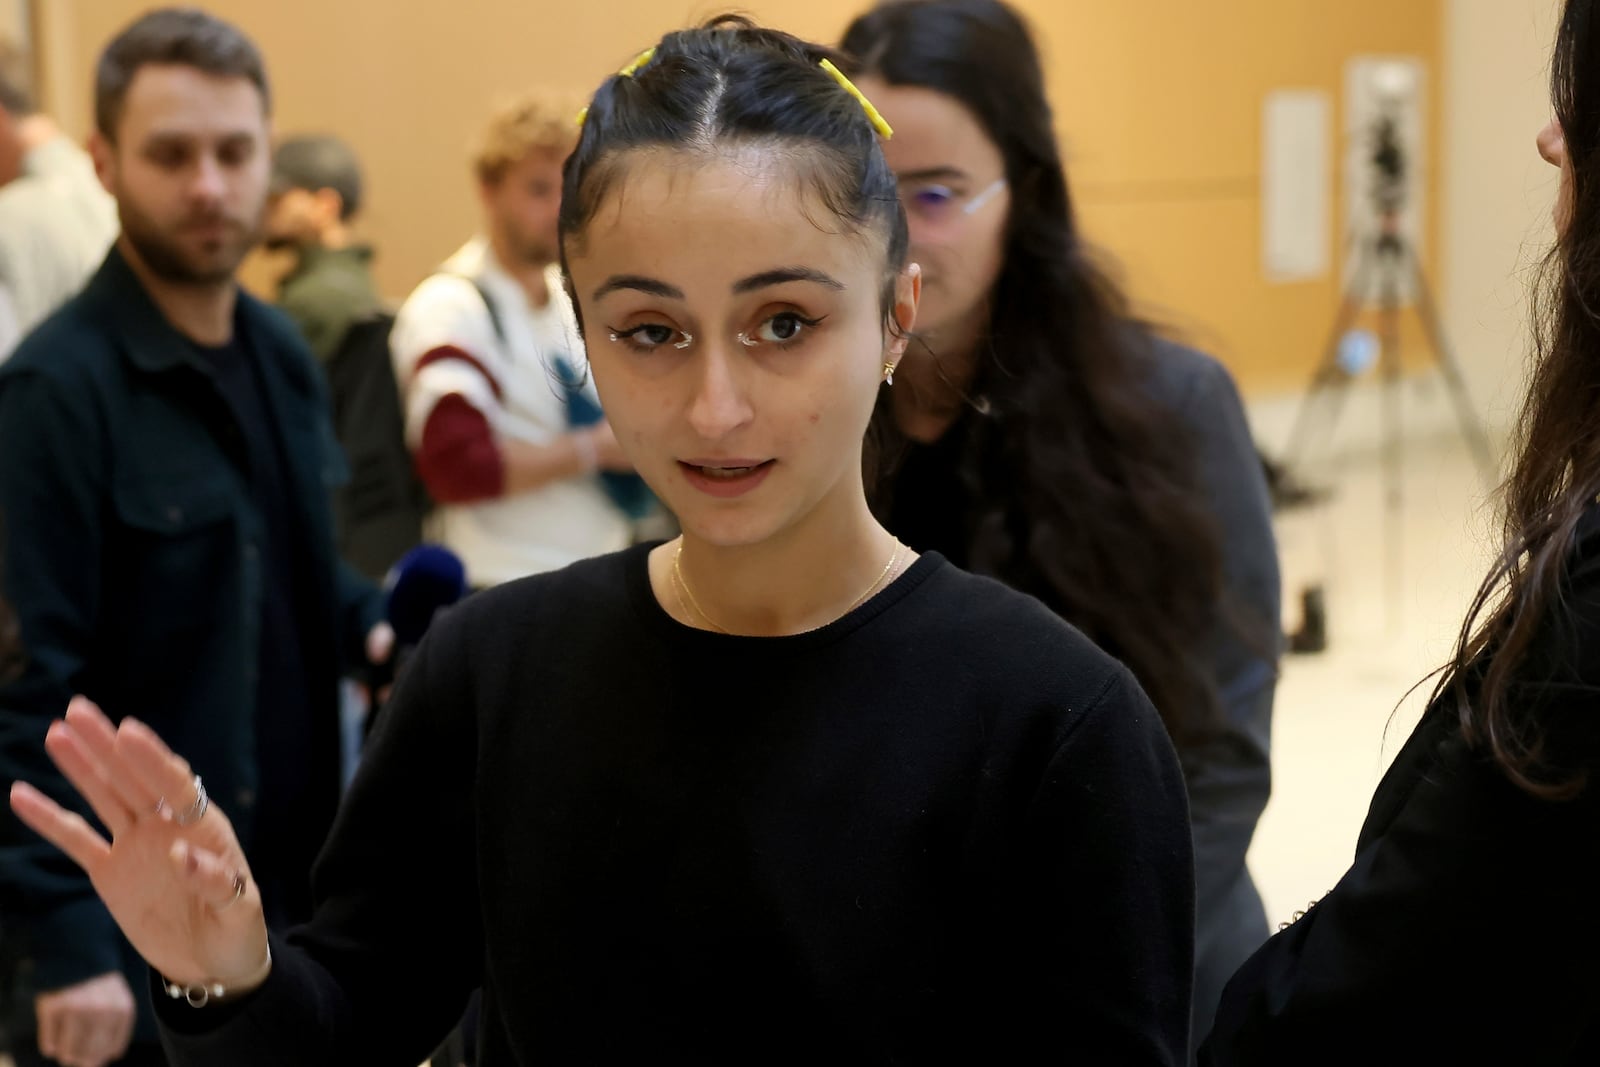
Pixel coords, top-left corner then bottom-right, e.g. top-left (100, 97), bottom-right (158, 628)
top-left (897, 176), bottom-right (1008, 224)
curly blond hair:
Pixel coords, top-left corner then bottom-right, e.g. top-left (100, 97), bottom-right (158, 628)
top-left (473, 91), bottom-right (583, 184)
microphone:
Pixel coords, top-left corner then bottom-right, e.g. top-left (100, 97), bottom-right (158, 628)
top-left (384, 543), bottom-right (468, 647)
top-left (362, 545), bottom-right (467, 736)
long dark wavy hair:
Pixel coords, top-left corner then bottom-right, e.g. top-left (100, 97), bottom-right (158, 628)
top-left (1429, 0), bottom-right (1600, 799)
top-left (843, 0), bottom-right (1229, 742)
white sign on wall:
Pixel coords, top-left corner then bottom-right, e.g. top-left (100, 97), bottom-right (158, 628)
top-left (1262, 89), bottom-right (1332, 283)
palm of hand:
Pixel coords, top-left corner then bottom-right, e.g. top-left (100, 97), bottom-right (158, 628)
top-left (9, 698), bottom-right (270, 989)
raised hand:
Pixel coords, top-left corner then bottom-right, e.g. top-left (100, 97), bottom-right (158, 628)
top-left (8, 697), bottom-right (271, 999)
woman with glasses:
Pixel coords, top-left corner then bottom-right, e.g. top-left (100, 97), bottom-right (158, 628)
top-left (841, 0), bottom-right (1281, 1053)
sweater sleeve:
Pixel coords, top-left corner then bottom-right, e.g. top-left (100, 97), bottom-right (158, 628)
top-left (156, 604), bottom-right (483, 1066)
top-left (390, 277), bottom-right (514, 505)
top-left (415, 393), bottom-right (507, 503)
top-left (1028, 669), bottom-right (1196, 1066)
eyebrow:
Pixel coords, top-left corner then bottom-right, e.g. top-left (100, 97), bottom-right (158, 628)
top-left (732, 267), bottom-right (845, 294)
top-left (592, 275), bottom-right (685, 302)
top-left (140, 130), bottom-right (256, 149)
top-left (592, 267), bottom-right (845, 302)
top-left (895, 166), bottom-right (971, 184)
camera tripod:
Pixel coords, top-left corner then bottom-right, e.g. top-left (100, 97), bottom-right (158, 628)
top-left (1279, 207), bottom-right (1496, 638)
top-left (1282, 211), bottom-right (1495, 487)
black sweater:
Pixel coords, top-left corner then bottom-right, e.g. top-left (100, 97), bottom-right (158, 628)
top-left (158, 546), bottom-right (1195, 1064)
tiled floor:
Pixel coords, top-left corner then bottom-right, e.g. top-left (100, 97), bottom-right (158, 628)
top-left (1251, 433), bottom-right (1503, 924)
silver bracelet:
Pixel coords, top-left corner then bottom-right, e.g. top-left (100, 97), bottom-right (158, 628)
top-left (162, 943), bottom-right (273, 1008)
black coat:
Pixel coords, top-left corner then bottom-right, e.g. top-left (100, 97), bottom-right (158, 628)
top-left (0, 246), bottom-right (381, 1037)
top-left (1201, 508), bottom-right (1600, 1064)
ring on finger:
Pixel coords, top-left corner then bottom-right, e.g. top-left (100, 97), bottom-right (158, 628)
top-left (172, 775), bottom-right (208, 827)
top-left (218, 869), bottom-right (246, 911)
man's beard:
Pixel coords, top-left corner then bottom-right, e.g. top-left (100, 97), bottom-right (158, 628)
top-left (504, 226), bottom-right (556, 270)
top-left (118, 196), bottom-right (260, 286)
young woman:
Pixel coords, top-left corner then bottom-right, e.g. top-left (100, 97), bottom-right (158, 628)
top-left (1202, 2), bottom-right (1600, 1061)
top-left (7, 19), bottom-right (1196, 1066)
top-left (840, 0), bottom-right (1282, 1049)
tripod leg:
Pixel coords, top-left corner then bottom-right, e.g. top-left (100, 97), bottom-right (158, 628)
top-left (1407, 256), bottom-right (1498, 482)
top-left (1282, 243), bottom-right (1377, 475)
top-left (1379, 260), bottom-right (1405, 634)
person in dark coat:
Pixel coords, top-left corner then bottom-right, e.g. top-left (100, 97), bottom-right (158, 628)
top-left (1202, 1), bottom-right (1600, 1062)
top-left (0, 10), bottom-right (389, 1066)
top-left (839, 2), bottom-right (1281, 1052)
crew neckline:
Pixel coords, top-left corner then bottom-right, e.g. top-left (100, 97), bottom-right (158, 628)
top-left (624, 540), bottom-right (945, 652)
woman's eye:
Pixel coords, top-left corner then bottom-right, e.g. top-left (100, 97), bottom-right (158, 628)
top-left (910, 185), bottom-right (957, 210)
top-left (753, 312), bottom-right (821, 345)
top-left (610, 324), bottom-right (683, 350)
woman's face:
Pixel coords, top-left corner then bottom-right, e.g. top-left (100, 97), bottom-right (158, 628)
top-left (1539, 117), bottom-right (1574, 235)
top-left (564, 150), bottom-right (919, 548)
top-left (854, 79), bottom-right (1009, 343)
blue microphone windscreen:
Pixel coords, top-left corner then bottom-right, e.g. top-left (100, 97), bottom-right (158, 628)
top-left (385, 544), bottom-right (468, 646)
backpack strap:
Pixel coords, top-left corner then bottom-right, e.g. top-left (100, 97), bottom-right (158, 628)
top-left (434, 269), bottom-right (508, 349)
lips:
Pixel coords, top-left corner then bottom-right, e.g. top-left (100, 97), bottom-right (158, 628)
top-left (678, 459), bottom-right (776, 499)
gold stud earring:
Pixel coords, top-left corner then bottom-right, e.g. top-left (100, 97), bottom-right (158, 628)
top-left (883, 361), bottom-right (896, 385)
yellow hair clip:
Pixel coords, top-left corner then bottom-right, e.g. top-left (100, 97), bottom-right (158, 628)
top-left (818, 58), bottom-right (893, 140)
top-left (577, 47), bottom-right (659, 128)
top-left (618, 47), bottom-right (656, 78)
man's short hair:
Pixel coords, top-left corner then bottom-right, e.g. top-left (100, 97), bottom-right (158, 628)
top-left (95, 7), bottom-right (270, 142)
top-left (473, 91), bottom-right (583, 185)
top-left (271, 135), bottom-right (364, 219)
top-left (0, 37), bottom-right (36, 117)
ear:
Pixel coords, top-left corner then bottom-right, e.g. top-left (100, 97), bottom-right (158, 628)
top-left (887, 261), bottom-right (922, 358)
top-left (88, 131), bottom-right (115, 195)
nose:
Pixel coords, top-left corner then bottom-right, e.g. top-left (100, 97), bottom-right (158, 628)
top-left (686, 344), bottom-right (754, 441)
top-left (190, 153), bottom-right (226, 202)
top-left (1537, 119), bottom-right (1567, 169)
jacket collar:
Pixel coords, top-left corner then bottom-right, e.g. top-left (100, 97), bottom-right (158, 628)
top-left (83, 243), bottom-right (248, 375)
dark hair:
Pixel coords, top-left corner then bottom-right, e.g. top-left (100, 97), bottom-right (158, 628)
top-left (1431, 0), bottom-right (1600, 799)
top-left (272, 135), bottom-right (364, 219)
top-left (95, 7), bottom-right (270, 143)
top-left (843, 0), bottom-right (1230, 742)
top-left (559, 15), bottom-right (908, 336)
top-left (0, 37), bottom-right (36, 116)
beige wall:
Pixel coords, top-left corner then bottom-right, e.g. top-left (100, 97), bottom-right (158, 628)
top-left (1441, 0), bottom-right (1562, 434)
top-left (0, 1), bottom-right (27, 47)
top-left (37, 1), bottom-right (1445, 395)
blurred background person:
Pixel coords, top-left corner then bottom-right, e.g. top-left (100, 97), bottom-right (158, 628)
top-left (0, 11), bottom-right (389, 1066)
top-left (262, 134), bottom-right (380, 364)
top-left (264, 134), bottom-right (425, 583)
top-left (841, 0), bottom-right (1281, 1053)
top-left (0, 36), bottom-right (117, 359)
top-left (389, 92), bottom-right (643, 589)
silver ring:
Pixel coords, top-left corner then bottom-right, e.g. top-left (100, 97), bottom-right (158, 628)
top-left (153, 796), bottom-right (167, 818)
top-left (173, 775), bottom-right (208, 827)
top-left (217, 870), bottom-right (245, 911)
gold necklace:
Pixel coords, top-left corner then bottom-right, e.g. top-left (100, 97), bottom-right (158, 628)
top-left (672, 540), bottom-right (907, 635)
